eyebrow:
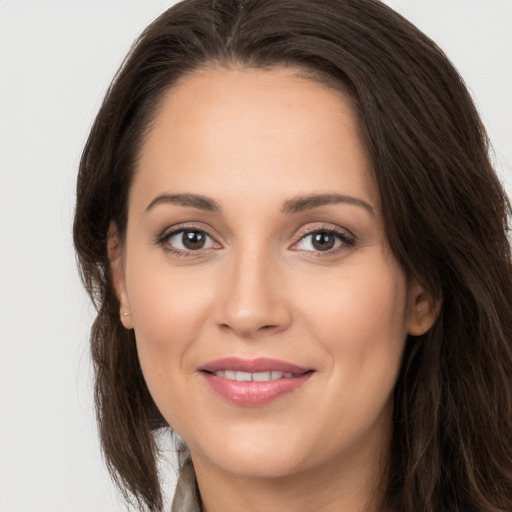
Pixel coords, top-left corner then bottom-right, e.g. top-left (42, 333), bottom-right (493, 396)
top-left (282, 194), bottom-right (375, 216)
top-left (145, 193), bottom-right (222, 213)
top-left (144, 192), bottom-right (375, 216)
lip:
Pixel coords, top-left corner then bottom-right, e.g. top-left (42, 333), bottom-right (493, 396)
top-left (200, 357), bottom-right (309, 374)
top-left (199, 357), bottom-right (313, 406)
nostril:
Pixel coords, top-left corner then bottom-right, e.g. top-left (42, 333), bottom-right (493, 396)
top-left (217, 321), bottom-right (281, 337)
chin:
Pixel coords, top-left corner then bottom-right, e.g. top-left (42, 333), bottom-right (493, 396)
top-left (198, 448), bottom-right (308, 479)
top-left (182, 396), bottom-right (395, 483)
top-left (186, 424), bottom-right (315, 479)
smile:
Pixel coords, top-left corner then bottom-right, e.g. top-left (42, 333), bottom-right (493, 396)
top-left (210, 370), bottom-right (297, 381)
top-left (199, 358), bottom-right (313, 406)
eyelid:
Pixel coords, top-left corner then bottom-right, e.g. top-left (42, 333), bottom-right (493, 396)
top-left (158, 221), bottom-right (218, 240)
top-left (289, 224), bottom-right (356, 254)
top-left (157, 223), bottom-right (222, 255)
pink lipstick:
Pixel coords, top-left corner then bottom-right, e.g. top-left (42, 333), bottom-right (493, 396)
top-left (199, 357), bottom-right (313, 406)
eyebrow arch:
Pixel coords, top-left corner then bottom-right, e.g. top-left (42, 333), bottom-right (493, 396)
top-left (145, 193), bottom-right (222, 213)
top-left (282, 194), bottom-right (375, 216)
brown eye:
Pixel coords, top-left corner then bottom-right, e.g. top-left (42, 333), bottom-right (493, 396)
top-left (294, 229), bottom-right (354, 253)
top-left (165, 229), bottom-right (217, 252)
top-left (182, 230), bottom-right (206, 250)
top-left (311, 232), bottom-right (336, 251)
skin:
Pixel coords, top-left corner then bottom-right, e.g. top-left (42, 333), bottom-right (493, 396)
top-left (110, 67), bottom-right (436, 512)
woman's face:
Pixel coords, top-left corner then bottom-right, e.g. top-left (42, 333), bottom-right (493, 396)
top-left (112, 67), bottom-right (429, 480)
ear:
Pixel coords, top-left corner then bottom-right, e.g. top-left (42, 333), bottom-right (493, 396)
top-left (406, 279), bottom-right (440, 336)
top-left (107, 221), bottom-right (133, 330)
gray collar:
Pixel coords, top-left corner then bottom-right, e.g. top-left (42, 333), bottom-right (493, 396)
top-left (171, 457), bottom-right (201, 512)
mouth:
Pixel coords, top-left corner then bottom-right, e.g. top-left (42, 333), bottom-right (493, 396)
top-left (207, 370), bottom-right (300, 381)
top-left (199, 357), bottom-right (314, 406)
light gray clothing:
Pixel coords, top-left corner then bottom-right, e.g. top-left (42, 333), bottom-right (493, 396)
top-left (171, 457), bottom-right (201, 512)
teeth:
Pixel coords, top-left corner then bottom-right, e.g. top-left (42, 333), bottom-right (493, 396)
top-left (236, 371), bottom-right (252, 382)
top-left (212, 370), bottom-right (295, 381)
top-left (253, 371), bottom-right (271, 381)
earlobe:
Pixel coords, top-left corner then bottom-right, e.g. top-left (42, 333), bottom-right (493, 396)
top-left (107, 221), bottom-right (134, 330)
top-left (406, 280), bottom-right (440, 336)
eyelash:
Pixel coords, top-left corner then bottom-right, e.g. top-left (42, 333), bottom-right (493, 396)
top-left (291, 226), bottom-right (355, 257)
top-left (156, 225), bottom-right (219, 258)
top-left (157, 225), bottom-right (355, 258)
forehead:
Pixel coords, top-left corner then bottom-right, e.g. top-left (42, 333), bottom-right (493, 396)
top-left (132, 66), bottom-right (378, 212)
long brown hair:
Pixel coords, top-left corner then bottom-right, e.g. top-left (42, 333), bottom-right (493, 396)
top-left (73, 1), bottom-right (512, 510)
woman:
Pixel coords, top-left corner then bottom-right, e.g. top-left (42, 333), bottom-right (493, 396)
top-left (73, 0), bottom-right (512, 510)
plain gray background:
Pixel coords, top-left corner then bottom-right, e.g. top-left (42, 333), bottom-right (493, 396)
top-left (1, 1), bottom-right (511, 510)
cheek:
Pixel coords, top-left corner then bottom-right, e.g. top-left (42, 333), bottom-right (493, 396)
top-left (124, 254), bottom-right (214, 392)
top-left (285, 256), bottom-right (408, 450)
top-left (296, 254), bottom-right (408, 385)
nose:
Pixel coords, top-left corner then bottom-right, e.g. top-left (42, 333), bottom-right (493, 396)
top-left (215, 248), bottom-right (292, 339)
